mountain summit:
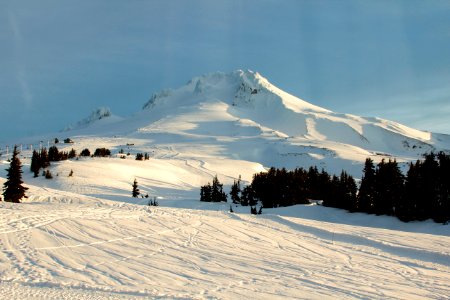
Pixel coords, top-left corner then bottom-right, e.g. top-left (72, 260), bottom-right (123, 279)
top-left (64, 70), bottom-right (450, 175)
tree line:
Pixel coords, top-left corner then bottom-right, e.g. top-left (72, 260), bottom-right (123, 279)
top-left (356, 153), bottom-right (450, 223)
top-left (200, 152), bottom-right (450, 223)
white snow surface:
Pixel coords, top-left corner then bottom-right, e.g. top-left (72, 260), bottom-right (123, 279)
top-left (1, 70), bottom-right (450, 298)
top-left (0, 187), bottom-right (449, 299)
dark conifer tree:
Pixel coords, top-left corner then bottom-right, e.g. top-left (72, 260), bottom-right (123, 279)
top-left (48, 146), bottom-right (60, 161)
top-left (30, 150), bottom-right (41, 177)
top-left (68, 148), bottom-right (77, 159)
top-left (317, 169), bottom-right (331, 202)
top-left (418, 153), bottom-right (439, 220)
top-left (323, 175), bottom-right (340, 208)
top-left (339, 171), bottom-right (357, 211)
top-left (435, 152), bottom-right (450, 223)
top-left (200, 183), bottom-right (212, 202)
top-left (373, 159), bottom-right (404, 216)
top-left (246, 185), bottom-right (258, 206)
top-left (230, 176), bottom-right (242, 204)
top-left (398, 161), bottom-right (421, 221)
top-left (306, 166), bottom-right (320, 200)
top-left (357, 158), bottom-right (376, 213)
top-left (3, 146), bottom-right (28, 203)
top-left (40, 148), bottom-right (50, 168)
top-left (132, 178), bottom-right (140, 198)
top-left (211, 175), bottom-right (227, 202)
top-left (80, 148), bottom-right (91, 157)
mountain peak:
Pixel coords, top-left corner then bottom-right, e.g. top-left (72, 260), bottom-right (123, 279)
top-left (142, 70), bottom-right (284, 111)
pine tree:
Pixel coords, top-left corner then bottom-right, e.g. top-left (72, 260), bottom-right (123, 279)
top-left (200, 183), bottom-right (212, 202)
top-left (30, 150), bottom-right (41, 177)
top-left (80, 148), bottom-right (91, 157)
top-left (132, 178), bottom-right (140, 198)
top-left (398, 161), bottom-right (421, 221)
top-left (373, 159), bottom-right (404, 216)
top-left (435, 152), bottom-right (450, 223)
top-left (3, 146), bottom-right (28, 203)
top-left (48, 146), bottom-right (60, 161)
top-left (40, 147), bottom-right (50, 168)
top-left (211, 175), bottom-right (227, 202)
top-left (419, 153), bottom-right (439, 220)
top-left (68, 148), bottom-right (77, 159)
top-left (230, 176), bottom-right (241, 204)
top-left (241, 185), bottom-right (256, 206)
top-left (358, 158), bottom-right (376, 213)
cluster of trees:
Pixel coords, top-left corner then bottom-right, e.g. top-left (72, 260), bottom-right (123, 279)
top-left (200, 175), bottom-right (227, 202)
top-left (199, 152), bottom-right (450, 223)
top-left (354, 153), bottom-right (450, 223)
top-left (135, 153), bottom-right (150, 160)
top-left (93, 148), bottom-right (111, 157)
top-left (226, 167), bottom-right (356, 209)
top-left (78, 148), bottom-right (112, 157)
top-left (30, 146), bottom-right (77, 177)
top-left (200, 168), bottom-right (356, 214)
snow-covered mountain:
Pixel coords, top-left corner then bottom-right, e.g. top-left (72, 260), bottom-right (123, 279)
top-left (1, 70), bottom-right (449, 299)
top-left (62, 69), bottom-right (449, 175)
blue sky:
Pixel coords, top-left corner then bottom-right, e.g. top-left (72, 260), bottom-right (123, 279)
top-left (1, 0), bottom-right (449, 141)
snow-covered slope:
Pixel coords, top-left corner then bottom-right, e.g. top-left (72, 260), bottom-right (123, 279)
top-left (0, 193), bottom-right (449, 299)
top-left (1, 70), bottom-right (450, 299)
top-left (58, 70), bottom-right (450, 175)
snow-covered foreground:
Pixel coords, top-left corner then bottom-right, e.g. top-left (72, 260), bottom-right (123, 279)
top-left (1, 194), bottom-right (449, 299)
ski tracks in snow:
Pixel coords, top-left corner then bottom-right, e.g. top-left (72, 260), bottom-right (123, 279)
top-left (0, 200), bottom-right (449, 299)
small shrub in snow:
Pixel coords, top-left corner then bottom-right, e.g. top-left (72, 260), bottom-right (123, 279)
top-left (45, 170), bottom-right (53, 179)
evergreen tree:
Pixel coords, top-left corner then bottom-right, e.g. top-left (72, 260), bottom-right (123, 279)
top-left (435, 152), bottom-right (450, 223)
top-left (68, 148), bottom-right (77, 159)
top-left (132, 178), bottom-right (140, 198)
top-left (48, 146), bottom-right (60, 161)
top-left (200, 183), bottom-right (212, 202)
top-left (357, 158), bottom-right (376, 213)
top-left (398, 161), bottom-right (421, 222)
top-left (3, 146), bottom-right (28, 203)
top-left (419, 153), bottom-right (439, 220)
top-left (338, 171), bottom-right (357, 211)
top-left (373, 159), bottom-right (404, 216)
top-left (323, 175), bottom-right (340, 208)
top-left (244, 185), bottom-right (257, 206)
top-left (40, 148), bottom-right (50, 168)
top-left (80, 148), bottom-right (91, 157)
top-left (211, 175), bottom-right (227, 202)
top-left (230, 176), bottom-right (242, 204)
top-left (30, 150), bottom-right (41, 177)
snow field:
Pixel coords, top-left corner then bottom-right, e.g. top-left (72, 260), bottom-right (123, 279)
top-left (0, 196), bottom-right (449, 299)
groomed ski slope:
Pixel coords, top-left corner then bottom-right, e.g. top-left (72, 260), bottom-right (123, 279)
top-left (0, 189), bottom-right (449, 299)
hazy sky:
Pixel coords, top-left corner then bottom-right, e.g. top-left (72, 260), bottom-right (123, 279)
top-left (1, 0), bottom-right (449, 141)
